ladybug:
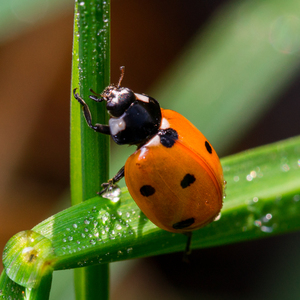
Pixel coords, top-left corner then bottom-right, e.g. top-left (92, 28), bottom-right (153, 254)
top-left (73, 67), bottom-right (224, 256)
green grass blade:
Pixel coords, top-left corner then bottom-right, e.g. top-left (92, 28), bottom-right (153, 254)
top-left (2, 137), bottom-right (299, 298)
top-left (70, 0), bottom-right (110, 299)
top-left (0, 258), bottom-right (52, 300)
top-left (23, 136), bottom-right (300, 268)
top-left (152, 0), bottom-right (300, 153)
top-left (0, 271), bottom-right (25, 300)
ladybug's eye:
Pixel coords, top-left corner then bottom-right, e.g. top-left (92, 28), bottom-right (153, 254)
top-left (106, 88), bottom-right (136, 117)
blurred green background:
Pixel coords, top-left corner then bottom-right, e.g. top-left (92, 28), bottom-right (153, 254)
top-left (0, 0), bottom-right (300, 299)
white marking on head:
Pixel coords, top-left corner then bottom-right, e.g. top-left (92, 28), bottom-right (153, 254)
top-left (160, 117), bottom-right (170, 129)
top-left (111, 89), bottom-right (129, 103)
top-left (109, 117), bottom-right (126, 135)
top-left (135, 93), bottom-right (150, 103)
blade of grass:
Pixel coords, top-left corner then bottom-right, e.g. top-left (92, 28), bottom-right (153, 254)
top-left (30, 137), bottom-right (300, 265)
top-left (2, 136), bottom-right (300, 299)
top-left (51, 136), bottom-right (300, 263)
top-left (152, 0), bottom-right (300, 154)
top-left (70, 0), bottom-right (110, 299)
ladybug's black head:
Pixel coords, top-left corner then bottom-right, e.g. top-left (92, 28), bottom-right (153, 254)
top-left (90, 67), bottom-right (162, 146)
top-left (101, 86), bottom-right (136, 118)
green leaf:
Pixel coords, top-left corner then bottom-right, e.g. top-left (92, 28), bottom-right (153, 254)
top-left (2, 136), bottom-right (298, 283)
top-left (1, 137), bottom-right (299, 299)
top-left (2, 230), bottom-right (54, 288)
top-left (70, 0), bottom-right (111, 299)
top-left (0, 272), bottom-right (25, 300)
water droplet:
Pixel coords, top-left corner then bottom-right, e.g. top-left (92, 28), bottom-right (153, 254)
top-left (233, 176), bottom-right (239, 182)
top-left (68, 236), bottom-right (73, 241)
top-left (90, 240), bottom-right (96, 245)
top-left (254, 220), bottom-right (262, 227)
top-left (261, 226), bottom-right (273, 233)
top-left (101, 185), bottom-right (121, 202)
top-left (246, 174), bottom-right (253, 181)
top-left (116, 224), bottom-right (122, 230)
top-left (126, 247), bottom-right (133, 254)
top-left (62, 238), bottom-right (67, 243)
top-left (73, 224), bottom-right (78, 229)
top-left (293, 194), bottom-right (300, 202)
top-left (281, 163), bottom-right (290, 172)
top-left (262, 213), bottom-right (272, 222)
top-left (84, 219), bottom-right (90, 225)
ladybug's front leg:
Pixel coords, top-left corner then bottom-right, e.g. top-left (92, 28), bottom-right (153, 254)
top-left (98, 166), bottom-right (125, 195)
top-left (73, 88), bottom-right (110, 135)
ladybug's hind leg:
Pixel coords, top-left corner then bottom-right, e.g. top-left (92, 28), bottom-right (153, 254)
top-left (98, 166), bottom-right (125, 195)
top-left (73, 88), bottom-right (110, 135)
top-left (183, 232), bottom-right (193, 263)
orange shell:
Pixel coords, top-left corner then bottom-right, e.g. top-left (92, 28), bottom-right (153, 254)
top-left (125, 109), bottom-right (224, 233)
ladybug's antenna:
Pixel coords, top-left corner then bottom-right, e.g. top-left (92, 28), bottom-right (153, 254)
top-left (117, 66), bottom-right (125, 88)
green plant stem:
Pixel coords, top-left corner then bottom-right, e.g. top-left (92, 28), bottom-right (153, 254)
top-left (24, 271), bottom-right (53, 300)
top-left (70, 0), bottom-right (110, 299)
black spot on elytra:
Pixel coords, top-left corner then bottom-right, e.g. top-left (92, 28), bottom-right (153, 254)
top-left (172, 218), bottom-right (195, 229)
top-left (181, 174), bottom-right (196, 188)
top-left (140, 185), bottom-right (156, 197)
top-left (205, 141), bottom-right (212, 154)
top-left (158, 128), bottom-right (178, 148)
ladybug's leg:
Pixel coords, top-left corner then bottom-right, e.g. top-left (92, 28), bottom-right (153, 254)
top-left (73, 89), bottom-right (110, 135)
top-left (89, 89), bottom-right (103, 102)
top-left (183, 232), bottom-right (193, 263)
top-left (98, 166), bottom-right (125, 195)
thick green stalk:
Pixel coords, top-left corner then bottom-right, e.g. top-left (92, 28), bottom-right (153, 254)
top-left (70, 0), bottom-right (110, 299)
